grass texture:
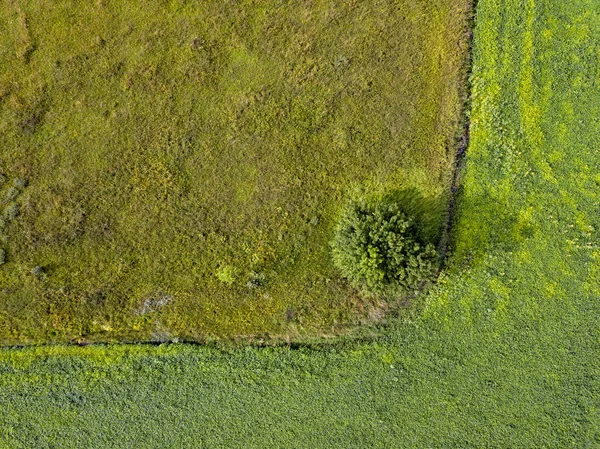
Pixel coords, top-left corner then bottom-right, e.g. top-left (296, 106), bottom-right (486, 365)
top-left (0, 0), bottom-right (470, 343)
top-left (0, 0), bottom-right (598, 446)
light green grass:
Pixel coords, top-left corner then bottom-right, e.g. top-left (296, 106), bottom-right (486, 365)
top-left (0, 0), bottom-right (470, 343)
top-left (0, 0), bottom-right (598, 447)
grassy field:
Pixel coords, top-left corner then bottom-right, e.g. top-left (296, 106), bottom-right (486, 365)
top-left (0, 0), bottom-right (471, 344)
top-left (0, 0), bottom-right (598, 447)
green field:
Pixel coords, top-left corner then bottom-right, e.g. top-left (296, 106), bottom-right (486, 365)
top-left (0, 0), bottom-right (598, 446)
top-left (0, 0), bottom-right (470, 344)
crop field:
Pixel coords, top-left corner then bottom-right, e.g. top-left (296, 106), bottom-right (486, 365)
top-left (0, 0), bottom-right (471, 344)
top-left (0, 0), bottom-right (598, 447)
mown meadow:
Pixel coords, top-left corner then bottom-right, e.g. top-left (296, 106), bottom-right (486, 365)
top-left (0, 0), bottom-right (471, 343)
top-left (0, 0), bottom-right (598, 447)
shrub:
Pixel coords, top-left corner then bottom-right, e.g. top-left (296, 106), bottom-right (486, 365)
top-left (331, 195), bottom-right (438, 297)
top-left (0, 249), bottom-right (5, 265)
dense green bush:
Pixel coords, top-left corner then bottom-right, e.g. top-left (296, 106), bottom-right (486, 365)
top-left (331, 196), bottom-right (438, 297)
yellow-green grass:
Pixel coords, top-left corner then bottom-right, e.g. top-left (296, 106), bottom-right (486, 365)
top-left (0, 0), bottom-right (471, 343)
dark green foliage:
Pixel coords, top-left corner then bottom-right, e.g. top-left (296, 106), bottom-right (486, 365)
top-left (332, 196), bottom-right (438, 296)
top-left (0, 249), bottom-right (5, 265)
